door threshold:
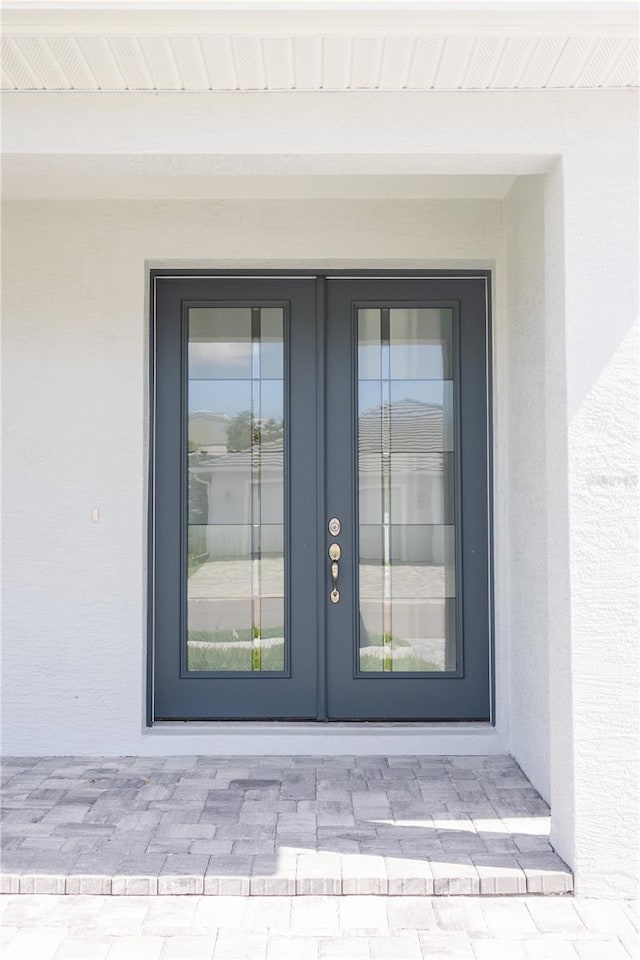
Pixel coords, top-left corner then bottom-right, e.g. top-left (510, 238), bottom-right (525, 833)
top-left (152, 720), bottom-right (494, 728)
top-left (146, 721), bottom-right (504, 756)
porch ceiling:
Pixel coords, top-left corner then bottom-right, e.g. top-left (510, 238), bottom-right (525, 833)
top-left (2, 2), bottom-right (638, 92)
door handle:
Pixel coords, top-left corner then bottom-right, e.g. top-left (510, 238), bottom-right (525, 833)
top-left (329, 542), bottom-right (341, 603)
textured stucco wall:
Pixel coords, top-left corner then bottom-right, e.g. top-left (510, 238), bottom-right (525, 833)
top-left (504, 176), bottom-right (551, 802)
top-left (0, 196), bottom-right (506, 757)
top-left (559, 143), bottom-right (639, 898)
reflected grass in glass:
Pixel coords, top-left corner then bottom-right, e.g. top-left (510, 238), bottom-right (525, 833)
top-left (187, 627), bottom-right (285, 672)
top-left (358, 631), bottom-right (443, 673)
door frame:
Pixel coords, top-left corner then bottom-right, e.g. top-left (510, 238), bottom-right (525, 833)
top-left (147, 268), bottom-right (494, 726)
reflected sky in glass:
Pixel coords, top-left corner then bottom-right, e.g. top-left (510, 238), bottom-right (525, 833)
top-left (188, 379), bottom-right (284, 421)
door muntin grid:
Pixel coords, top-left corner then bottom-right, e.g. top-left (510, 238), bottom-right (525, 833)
top-left (355, 305), bottom-right (462, 676)
top-left (185, 304), bottom-right (287, 675)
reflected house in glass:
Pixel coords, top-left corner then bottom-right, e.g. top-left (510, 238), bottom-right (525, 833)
top-left (356, 306), bottom-right (457, 673)
top-left (359, 396), bottom-right (455, 672)
top-left (188, 421), bottom-right (284, 557)
top-left (188, 411), bottom-right (230, 457)
top-left (186, 304), bottom-right (285, 672)
top-left (187, 427), bottom-right (286, 672)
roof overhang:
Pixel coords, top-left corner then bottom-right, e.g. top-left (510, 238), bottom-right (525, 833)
top-left (2, 1), bottom-right (638, 91)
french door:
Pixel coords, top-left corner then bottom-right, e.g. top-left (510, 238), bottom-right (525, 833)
top-left (151, 273), bottom-right (491, 721)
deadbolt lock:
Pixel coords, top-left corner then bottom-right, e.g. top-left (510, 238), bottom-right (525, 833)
top-left (328, 517), bottom-right (341, 536)
top-left (328, 543), bottom-right (341, 561)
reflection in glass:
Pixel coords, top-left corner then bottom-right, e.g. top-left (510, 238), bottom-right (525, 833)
top-left (260, 308), bottom-right (285, 378)
top-left (358, 309), bottom-right (382, 379)
top-left (358, 524), bottom-right (383, 600)
top-left (358, 382), bottom-right (383, 454)
top-left (187, 307), bottom-right (285, 672)
top-left (390, 525), bottom-right (455, 598)
top-left (389, 381), bottom-right (454, 452)
top-left (357, 307), bottom-right (457, 673)
top-left (389, 308), bottom-right (452, 380)
top-left (360, 453), bottom-right (454, 526)
top-left (360, 599), bottom-right (456, 673)
top-left (188, 308), bottom-right (252, 379)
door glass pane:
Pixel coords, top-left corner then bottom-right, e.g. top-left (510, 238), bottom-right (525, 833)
top-left (357, 307), bottom-right (456, 673)
top-left (187, 307), bottom-right (285, 672)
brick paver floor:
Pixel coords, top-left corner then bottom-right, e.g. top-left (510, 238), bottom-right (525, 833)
top-left (0, 894), bottom-right (638, 959)
top-left (1, 756), bottom-right (572, 896)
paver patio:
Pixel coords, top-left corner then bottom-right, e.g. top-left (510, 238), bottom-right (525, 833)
top-left (1, 894), bottom-right (638, 959)
top-left (1, 756), bottom-right (572, 897)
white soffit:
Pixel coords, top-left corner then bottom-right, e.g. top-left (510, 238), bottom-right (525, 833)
top-left (1, 2), bottom-right (638, 91)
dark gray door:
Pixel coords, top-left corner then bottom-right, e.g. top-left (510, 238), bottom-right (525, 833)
top-left (324, 279), bottom-right (490, 720)
top-left (151, 273), bottom-right (490, 721)
top-left (152, 277), bottom-right (320, 719)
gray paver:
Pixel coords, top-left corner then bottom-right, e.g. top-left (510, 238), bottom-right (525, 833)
top-left (250, 855), bottom-right (297, 896)
top-left (479, 898), bottom-right (538, 937)
top-left (159, 937), bottom-right (216, 959)
top-left (430, 857), bottom-right (480, 895)
top-left (65, 874), bottom-right (112, 895)
top-left (432, 898), bottom-right (488, 934)
top-left (525, 897), bottom-right (588, 934)
top-left (572, 899), bottom-right (636, 935)
top-left (242, 896), bottom-right (292, 932)
top-left (112, 876), bottom-right (158, 896)
top-left (0, 875), bottom-right (20, 894)
top-left (290, 898), bottom-right (341, 935)
top-left (472, 939), bottom-right (527, 959)
top-left (19, 874), bottom-right (66, 895)
top-left (524, 939), bottom-right (579, 959)
top-left (266, 936), bottom-right (319, 959)
top-left (338, 895), bottom-right (390, 934)
top-left (296, 852), bottom-right (342, 895)
top-left (3, 927), bottom-right (65, 960)
top-left (473, 855), bottom-right (527, 895)
top-left (418, 930), bottom-right (475, 958)
top-left (105, 935), bottom-right (165, 959)
top-left (516, 853), bottom-right (573, 894)
top-left (386, 897), bottom-right (438, 931)
top-left (1, 756), bottom-right (572, 897)
top-left (371, 935), bottom-right (422, 959)
top-left (341, 854), bottom-right (388, 895)
top-left (572, 940), bottom-right (631, 959)
top-left (212, 932), bottom-right (267, 959)
top-left (95, 898), bottom-right (153, 936)
top-left (53, 936), bottom-right (114, 959)
top-left (204, 857), bottom-right (252, 896)
top-left (318, 938), bottom-right (371, 959)
top-left (385, 857), bottom-right (434, 896)
top-left (2, 890), bottom-right (631, 960)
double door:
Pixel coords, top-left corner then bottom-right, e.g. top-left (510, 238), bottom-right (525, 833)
top-left (151, 274), bottom-right (490, 721)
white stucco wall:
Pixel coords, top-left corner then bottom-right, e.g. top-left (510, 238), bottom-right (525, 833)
top-left (2, 87), bottom-right (639, 897)
top-left (503, 176), bottom-right (551, 803)
top-left (1, 195), bottom-right (507, 757)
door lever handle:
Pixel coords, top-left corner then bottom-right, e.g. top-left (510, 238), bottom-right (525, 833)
top-left (329, 543), bottom-right (341, 603)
